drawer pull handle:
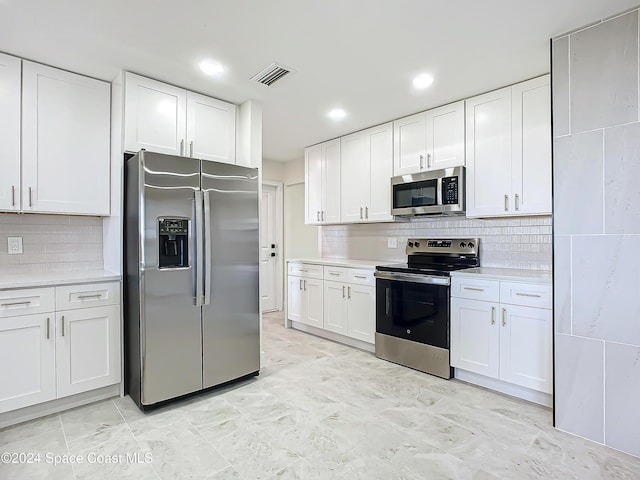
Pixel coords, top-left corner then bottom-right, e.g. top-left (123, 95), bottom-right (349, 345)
top-left (77, 294), bottom-right (103, 299)
top-left (1, 300), bottom-right (32, 307)
top-left (300, 269), bottom-right (308, 272)
top-left (463, 287), bottom-right (485, 292)
top-left (329, 272), bottom-right (340, 276)
top-left (516, 292), bottom-right (541, 298)
top-left (353, 275), bottom-right (367, 279)
top-left (491, 307), bottom-right (496, 325)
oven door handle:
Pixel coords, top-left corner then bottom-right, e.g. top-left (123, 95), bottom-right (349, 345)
top-left (374, 271), bottom-right (450, 286)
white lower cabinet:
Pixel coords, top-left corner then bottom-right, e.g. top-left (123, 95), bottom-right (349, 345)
top-left (0, 282), bottom-right (121, 414)
top-left (288, 262), bottom-right (376, 346)
top-left (450, 275), bottom-right (552, 400)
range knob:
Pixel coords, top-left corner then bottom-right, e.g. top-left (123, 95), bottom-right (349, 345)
top-left (414, 241), bottom-right (421, 248)
top-left (459, 242), bottom-right (467, 248)
top-left (468, 242), bottom-right (475, 248)
top-left (407, 241), bottom-right (414, 247)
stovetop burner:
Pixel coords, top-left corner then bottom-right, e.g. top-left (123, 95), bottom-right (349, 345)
top-left (376, 238), bottom-right (480, 275)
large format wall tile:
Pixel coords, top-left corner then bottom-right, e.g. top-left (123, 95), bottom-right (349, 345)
top-left (552, 36), bottom-right (570, 137)
top-left (571, 235), bottom-right (640, 345)
top-left (553, 131), bottom-right (603, 234)
top-left (553, 235), bottom-right (571, 334)
top-left (554, 334), bottom-right (604, 443)
top-left (605, 342), bottom-right (640, 457)
top-left (570, 11), bottom-right (639, 132)
top-left (604, 122), bottom-right (640, 234)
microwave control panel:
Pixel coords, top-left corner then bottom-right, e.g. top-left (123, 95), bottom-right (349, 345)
top-left (442, 176), bottom-right (459, 205)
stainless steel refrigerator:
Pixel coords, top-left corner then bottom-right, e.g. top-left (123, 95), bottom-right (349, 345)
top-left (124, 150), bottom-right (260, 410)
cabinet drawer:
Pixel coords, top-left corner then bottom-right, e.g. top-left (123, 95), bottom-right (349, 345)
top-left (56, 282), bottom-right (120, 311)
top-left (451, 278), bottom-right (499, 302)
top-left (288, 263), bottom-right (323, 279)
top-left (500, 282), bottom-right (551, 309)
top-left (348, 269), bottom-right (375, 286)
top-left (0, 288), bottom-right (55, 318)
top-left (324, 266), bottom-right (349, 282)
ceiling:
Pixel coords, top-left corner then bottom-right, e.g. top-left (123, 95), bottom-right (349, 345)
top-left (1, 0), bottom-right (638, 162)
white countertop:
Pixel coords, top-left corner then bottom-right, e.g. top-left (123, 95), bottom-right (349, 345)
top-left (287, 258), bottom-right (390, 269)
top-left (0, 270), bottom-right (122, 290)
top-left (451, 267), bottom-right (552, 284)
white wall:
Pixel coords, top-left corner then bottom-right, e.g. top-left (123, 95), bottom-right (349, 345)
top-left (552, 8), bottom-right (640, 458)
top-left (262, 159), bottom-right (284, 182)
top-left (283, 158), bottom-right (320, 259)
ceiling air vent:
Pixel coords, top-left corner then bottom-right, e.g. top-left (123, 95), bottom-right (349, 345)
top-left (250, 62), bottom-right (294, 86)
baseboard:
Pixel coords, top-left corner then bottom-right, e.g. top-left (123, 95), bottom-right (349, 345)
top-left (290, 321), bottom-right (375, 353)
top-left (0, 384), bottom-right (121, 429)
top-left (454, 368), bottom-right (552, 407)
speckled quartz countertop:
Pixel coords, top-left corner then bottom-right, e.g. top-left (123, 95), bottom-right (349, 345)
top-left (0, 270), bottom-right (121, 290)
top-left (450, 267), bottom-right (552, 284)
top-left (287, 258), bottom-right (391, 269)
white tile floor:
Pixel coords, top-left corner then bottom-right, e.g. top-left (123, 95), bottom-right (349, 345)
top-left (1, 311), bottom-right (639, 479)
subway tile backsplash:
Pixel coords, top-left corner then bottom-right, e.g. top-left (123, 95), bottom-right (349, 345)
top-left (0, 213), bottom-right (103, 274)
top-left (321, 215), bottom-right (552, 270)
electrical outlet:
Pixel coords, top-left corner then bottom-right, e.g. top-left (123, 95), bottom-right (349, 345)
top-left (387, 237), bottom-right (397, 249)
top-left (8, 237), bottom-right (23, 255)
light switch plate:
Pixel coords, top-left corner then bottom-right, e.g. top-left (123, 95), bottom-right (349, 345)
top-left (8, 236), bottom-right (23, 255)
top-left (387, 237), bottom-right (397, 249)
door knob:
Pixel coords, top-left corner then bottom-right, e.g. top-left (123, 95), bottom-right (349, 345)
top-left (270, 252), bottom-right (276, 257)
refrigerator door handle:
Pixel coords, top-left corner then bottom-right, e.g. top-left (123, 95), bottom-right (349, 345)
top-left (195, 190), bottom-right (204, 306)
top-left (203, 190), bottom-right (212, 306)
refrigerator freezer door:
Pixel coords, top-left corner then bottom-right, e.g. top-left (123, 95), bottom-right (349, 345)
top-left (139, 152), bottom-right (203, 404)
top-left (201, 161), bottom-right (260, 388)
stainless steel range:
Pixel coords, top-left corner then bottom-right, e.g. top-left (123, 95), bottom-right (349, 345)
top-left (374, 238), bottom-right (479, 379)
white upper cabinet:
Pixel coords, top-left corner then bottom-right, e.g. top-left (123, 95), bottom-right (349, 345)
top-left (124, 72), bottom-right (236, 164)
top-left (22, 61), bottom-right (111, 215)
top-left (0, 53), bottom-right (21, 212)
top-left (394, 101), bottom-right (465, 176)
top-left (393, 112), bottom-right (426, 175)
top-left (341, 122), bottom-right (393, 223)
top-left (511, 76), bottom-right (551, 215)
top-left (466, 75), bottom-right (551, 217)
top-left (124, 73), bottom-right (186, 156)
top-left (426, 101), bottom-right (465, 170)
top-left (186, 91), bottom-right (236, 163)
top-left (305, 139), bottom-right (341, 225)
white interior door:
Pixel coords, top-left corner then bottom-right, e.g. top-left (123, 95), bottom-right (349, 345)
top-left (260, 183), bottom-right (279, 312)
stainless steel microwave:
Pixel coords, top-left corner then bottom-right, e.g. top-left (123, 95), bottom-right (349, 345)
top-left (391, 166), bottom-right (465, 216)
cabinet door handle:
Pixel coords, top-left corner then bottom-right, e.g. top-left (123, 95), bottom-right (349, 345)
top-left (365, 206), bottom-right (368, 219)
top-left (491, 307), bottom-right (496, 325)
top-left (29, 187), bottom-right (33, 207)
top-left (502, 308), bottom-right (506, 327)
top-left (427, 153), bottom-right (432, 168)
top-left (190, 140), bottom-right (194, 157)
top-left (46, 317), bottom-right (50, 339)
top-left (299, 279), bottom-right (303, 290)
top-left (515, 194), bottom-right (520, 211)
top-left (299, 269), bottom-right (308, 272)
top-left (419, 154), bottom-right (424, 169)
top-left (347, 286), bottom-right (351, 299)
top-left (11, 186), bottom-right (15, 207)
top-left (463, 287), bottom-right (484, 292)
top-left (329, 272), bottom-right (339, 276)
top-left (77, 293), bottom-right (103, 299)
top-left (360, 207), bottom-right (363, 220)
top-left (354, 275), bottom-right (367, 279)
top-left (61, 315), bottom-right (65, 337)
top-left (304, 280), bottom-right (307, 291)
top-left (516, 292), bottom-right (541, 298)
top-left (0, 300), bottom-right (32, 307)
top-left (504, 195), bottom-right (509, 211)
top-left (316, 211), bottom-right (320, 221)
top-left (180, 139), bottom-right (185, 156)
top-left (322, 211), bottom-right (325, 221)
top-left (342, 285), bottom-right (346, 298)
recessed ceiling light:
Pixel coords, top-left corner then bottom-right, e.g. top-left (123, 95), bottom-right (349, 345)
top-left (328, 108), bottom-right (347, 120)
top-left (199, 60), bottom-right (224, 76)
top-left (413, 73), bottom-right (434, 90)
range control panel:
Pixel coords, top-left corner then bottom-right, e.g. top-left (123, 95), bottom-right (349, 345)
top-left (406, 238), bottom-right (479, 255)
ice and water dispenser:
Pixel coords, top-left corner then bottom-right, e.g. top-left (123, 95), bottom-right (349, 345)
top-left (158, 218), bottom-right (189, 269)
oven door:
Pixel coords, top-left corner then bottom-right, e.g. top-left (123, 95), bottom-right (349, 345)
top-left (375, 272), bottom-right (450, 348)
